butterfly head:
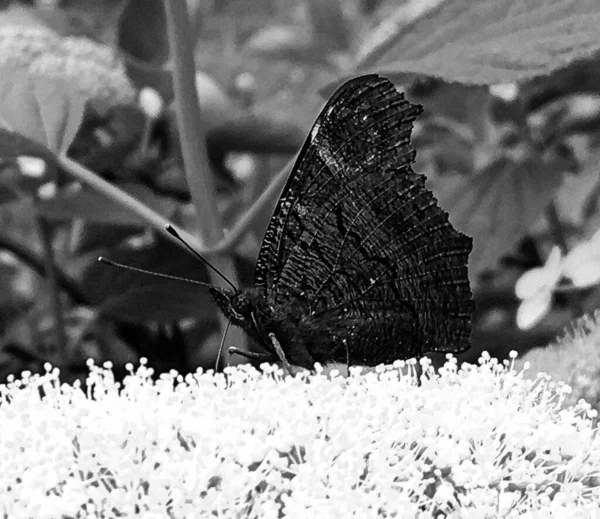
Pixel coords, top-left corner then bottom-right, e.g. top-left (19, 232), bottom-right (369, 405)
top-left (208, 286), bottom-right (256, 328)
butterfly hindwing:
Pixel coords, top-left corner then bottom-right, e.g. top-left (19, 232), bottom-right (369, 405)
top-left (252, 74), bottom-right (474, 366)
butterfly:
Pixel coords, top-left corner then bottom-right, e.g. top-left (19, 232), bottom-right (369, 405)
top-left (207, 74), bottom-right (475, 370)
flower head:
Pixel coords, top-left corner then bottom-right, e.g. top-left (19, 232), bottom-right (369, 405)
top-left (0, 355), bottom-right (599, 517)
top-left (0, 27), bottom-right (135, 111)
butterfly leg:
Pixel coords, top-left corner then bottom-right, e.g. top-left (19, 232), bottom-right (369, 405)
top-left (228, 347), bottom-right (273, 362)
top-left (249, 311), bottom-right (295, 376)
top-left (268, 333), bottom-right (295, 376)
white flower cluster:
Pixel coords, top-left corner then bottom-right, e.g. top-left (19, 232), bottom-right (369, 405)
top-left (0, 354), bottom-right (599, 518)
top-left (0, 25), bottom-right (135, 111)
top-left (517, 310), bottom-right (600, 410)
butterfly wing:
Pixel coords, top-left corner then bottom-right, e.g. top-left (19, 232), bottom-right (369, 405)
top-left (254, 74), bottom-right (474, 365)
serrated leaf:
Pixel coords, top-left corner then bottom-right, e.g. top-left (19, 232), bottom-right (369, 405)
top-left (432, 155), bottom-right (565, 280)
top-left (0, 73), bottom-right (85, 156)
top-left (356, 0), bottom-right (600, 85)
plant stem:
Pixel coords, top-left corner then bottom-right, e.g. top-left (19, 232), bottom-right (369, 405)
top-left (164, 0), bottom-right (246, 363)
top-left (545, 201), bottom-right (568, 254)
top-left (32, 195), bottom-right (68, 365)
top-left (59, 155), bottom-right (206, 254)
top-left (60, 149), bottom-right (297, 257)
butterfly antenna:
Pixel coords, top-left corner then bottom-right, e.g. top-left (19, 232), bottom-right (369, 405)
top-left (165, 225), bottom-right (238, 292)
top-left (215, 319), bottom-right (232, 371)
top-left (98, 257), bottom-right (214, 288)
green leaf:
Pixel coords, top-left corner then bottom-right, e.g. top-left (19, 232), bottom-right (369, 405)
top-left (432, 155), bottom-right (565, 280)
top-left (0, 73), bottom-right (85, 200)
top-left (0, 73), bottom-right (85, 155)
top-left (356, 0), bottom-right (600, 85)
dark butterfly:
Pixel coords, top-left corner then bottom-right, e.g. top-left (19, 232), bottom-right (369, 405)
top-left (208, 74), bottom-right (475, 370)
top-left (100, 74), bottom-right (474, 371)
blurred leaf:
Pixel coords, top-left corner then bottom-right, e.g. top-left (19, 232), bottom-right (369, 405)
top-left (118, 0), bottom-right (169, 65)
top-left (47, 0), bottom-right (128, 42)
top-left (38, 183), bottom-right (179, 226)
top-left (0, 132), bottom-right (57, 200)
top-left (117, 0), bottom-right (204, 101)
top-left (432, 155), bottom-right (565, 279)
top-left (117, 0), bottom-right (172, 98)
top-left (0, 5), bottom-right (61, 32)
top-left (84, 242), bottom-right (212, 323)
top-left (0, 129), bottom-right (57, 163)
top-left (0, 73), bottom-right (85, 155)
top-left (516, 289), bottom-right (553, 330)
top-left (352, 0), bottom-right (600, 85)
top-left (206, 111), bottom-right (306, 155)
top-left (556, 158), bottom-right (600, 225)
top-left (71, 225), bottom-right (141, 257)
top-left (307, 0), bottom-right (354, 51)
top-left (245, 25), bottom-right (329, 66)
top-left (515, 246), bottom-right (562, 299)
top-left (82, 237), bottom-right (254, 324)
top-left (522, 53), bottom-right (600, 109)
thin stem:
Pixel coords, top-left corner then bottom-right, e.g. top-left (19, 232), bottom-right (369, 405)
top-left (164, 0), bottom-right (220, 243)
top-left (545, 201), bottom-right (568, 254)
top-left (212, 155), bottom-right (295, 251)
top-left (58, 154), bottom-right (206, 254)
top-left (0, 233), bottom-right (87, 305)
top-left (60, 150), bottom-right (296, 257)
top-left (32, 195), bottom-right (68, 364)
top-left (164, 0), bottom-right (246, 359)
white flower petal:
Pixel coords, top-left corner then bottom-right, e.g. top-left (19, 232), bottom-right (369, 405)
top-left (545, 245), bottom-right (563, 284)
top-left (565, 260), bottom-right (600, 288)
top-left (563, 242), bottom-right (594, 273)
top-left (516, 290), bottom-right (553, 330)
top-left (515, 268), bottom-right (547, 299)
top-left (515, 246), bottom-right (562, 299)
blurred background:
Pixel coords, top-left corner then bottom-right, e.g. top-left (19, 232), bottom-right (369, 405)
top-left (0, 0), bottom-right (599, 408)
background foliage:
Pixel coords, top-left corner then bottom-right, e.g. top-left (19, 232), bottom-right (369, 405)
top-left (0, 0), bottom-right (599, 405)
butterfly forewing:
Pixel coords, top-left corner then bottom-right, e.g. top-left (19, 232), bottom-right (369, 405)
top-left (252, 75), bottom-right (474, 367)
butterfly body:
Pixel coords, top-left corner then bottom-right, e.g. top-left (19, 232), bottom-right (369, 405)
top-left (211, 75), bottom-right (475, 370)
